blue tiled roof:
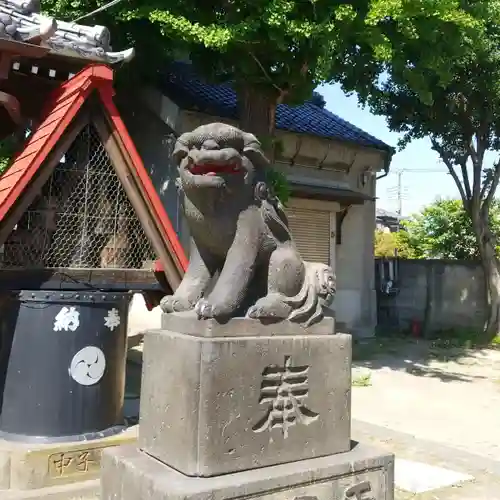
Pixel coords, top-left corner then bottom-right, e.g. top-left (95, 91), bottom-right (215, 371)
top-left (160, 62), bottom-right (393, 152)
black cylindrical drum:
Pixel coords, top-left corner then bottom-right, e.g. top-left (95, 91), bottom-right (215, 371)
top-left (0, 290), bottom-right (131, 443)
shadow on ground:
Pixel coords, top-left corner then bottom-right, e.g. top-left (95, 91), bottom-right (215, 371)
top-left (353, 336), bottom-right (499, 384)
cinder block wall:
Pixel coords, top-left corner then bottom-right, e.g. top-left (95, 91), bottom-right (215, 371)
top-left (376, 259), bottom-right (487, 334)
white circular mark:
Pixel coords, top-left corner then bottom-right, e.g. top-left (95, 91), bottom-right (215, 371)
top-left (69, 346), bottom-right (106, 386)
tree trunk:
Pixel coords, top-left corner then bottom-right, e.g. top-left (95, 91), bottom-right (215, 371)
top-left (237, 83), bottom-right (277, 162)
top-left (472, 210), bottom-right (500, 342)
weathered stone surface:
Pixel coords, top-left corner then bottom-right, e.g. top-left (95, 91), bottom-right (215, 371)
top-left (2, 479), bottom-right (99, 499)
top-left (102, 444), bottom-right (394, 500)
top-left (161, 312), bottom-right (335, 337)
top-left (0, 426), bottom-right (137, 491)
top-left (160, 123), bottom-right (336, 326)
top-left (138, 326), bottom-right (351, 477)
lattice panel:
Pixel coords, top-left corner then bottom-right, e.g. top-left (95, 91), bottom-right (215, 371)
top-left (0, 124), bottom-right (157, 270)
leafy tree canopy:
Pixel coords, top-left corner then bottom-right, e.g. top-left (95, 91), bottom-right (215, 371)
top-left (397, 199), bottom-right (500, 260)
top-left (374, 228), bottom-right (415, 259)
top-left (336, 0), bottom-right (500, 338)
top-left (342, 1), bottom-right (500, 230)
top-left (42, 0), bottom-right (484, 107)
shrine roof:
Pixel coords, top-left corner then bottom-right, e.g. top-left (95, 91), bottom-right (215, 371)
top-left (0, 0), bottom-right (134, 64)
top-left (161, 61), bottom-right (394, 154)
top-left (0, 63), bottom-right (187, 287)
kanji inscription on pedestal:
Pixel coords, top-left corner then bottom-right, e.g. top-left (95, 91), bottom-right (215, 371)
top-left (294, 481), bottom-right (375, 500)
top-left (49, 448), bottom-right (102, 478)
top-left (253, 355), bottom-right (319, 438)
top-left (344, 481), bottom-right (375, 500)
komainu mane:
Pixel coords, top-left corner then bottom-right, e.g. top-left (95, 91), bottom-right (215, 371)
top-left (160, 123), bottom-right (335, 326)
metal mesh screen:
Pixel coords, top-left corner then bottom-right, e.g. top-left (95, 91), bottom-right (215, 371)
top-left (0, 124), bottom-right (157, 270)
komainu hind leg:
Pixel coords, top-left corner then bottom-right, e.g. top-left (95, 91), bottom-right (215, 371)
top-left (246, 243), bottom-right (304, 320)
top-left (247, 247), bottom-right (336, 327)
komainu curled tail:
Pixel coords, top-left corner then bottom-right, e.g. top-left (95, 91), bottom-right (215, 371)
top-left (285, 262), bottom-right (336, 326)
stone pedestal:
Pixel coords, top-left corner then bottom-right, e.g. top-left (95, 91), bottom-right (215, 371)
top-left (103, 443), bottom-right (393, 500)
top-left (0, 426), bottom-right (137, 500)
top-left (101, 313), bottom-right (394, 499)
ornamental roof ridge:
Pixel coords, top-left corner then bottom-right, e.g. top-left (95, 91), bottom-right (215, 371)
top-left (0, 0), bottom-right (134, 64)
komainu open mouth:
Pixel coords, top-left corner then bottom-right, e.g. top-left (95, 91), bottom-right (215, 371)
top-left (189, 164), bottom-right (243, 176)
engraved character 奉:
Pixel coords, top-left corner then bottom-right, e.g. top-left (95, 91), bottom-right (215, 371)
top-left (253, 355), bottom-right (319, 438)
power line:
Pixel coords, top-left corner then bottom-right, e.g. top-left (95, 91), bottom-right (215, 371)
top-left (399, 168), bottom-right (445, 172)
top-left (389, 168), bottom-right (449, 174)
top-left (72, 0), bottom-right (126, 22)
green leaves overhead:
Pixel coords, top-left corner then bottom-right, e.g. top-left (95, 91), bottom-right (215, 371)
top-left (398, 199), bottom-right (500, 260)
top-left (41, 1), bottom-right (488, 106)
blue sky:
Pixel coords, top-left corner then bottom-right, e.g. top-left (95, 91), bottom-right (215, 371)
top-left (318, 83), bottom-right (460, 216)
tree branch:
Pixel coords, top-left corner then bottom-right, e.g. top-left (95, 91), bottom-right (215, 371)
top-left (483, 160), bottom-right (500, 211)
top-left (431, 138), bottom-right (469, 207)
top-left (467, 136), bottom-right (482, 207)
top-left (248, 51), bottom-right (284, 96)
top-left (460, 161), bottom-right (472, 200)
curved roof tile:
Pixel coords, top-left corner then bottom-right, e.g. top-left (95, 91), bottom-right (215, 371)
top-left (161, 62), bottom-right (393, 153)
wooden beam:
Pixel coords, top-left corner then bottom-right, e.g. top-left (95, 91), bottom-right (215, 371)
top-left (0, 268), bottom-right (167, 292)
top-left (0, 53), bottom-right (12, 80)
top-left (336, 207), bottom-right (350, 245)
top-left (0, 38), bottom-right (50, 59)
top-left (0, 91), bottom-right (21, 124)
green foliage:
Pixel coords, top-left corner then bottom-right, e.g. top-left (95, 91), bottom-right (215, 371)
top-left (339, 2), bottom-right (500, 217)
top-left (42, 1), bottom-right (484, 108)
top-left (374, 228), bottom-right (415, 258)
top-left (399, 199), bottom-right (500, 260)
top-left (0, 135), bottom-right (18, 175)
top-left (265, 168), bottom-right (290, 205)
top-left (351, 372), bottom-right (372, 387)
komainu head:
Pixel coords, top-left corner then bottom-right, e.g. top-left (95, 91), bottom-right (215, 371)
top-left (172, 123), bottom-right (269, 190)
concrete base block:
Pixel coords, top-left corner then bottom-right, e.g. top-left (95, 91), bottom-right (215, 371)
top-left (101, 443), bottom-right (394, 500)
top-left (0, 425), bottom-right (137, 494)
top-left (2, 479), bottom-right (99, 499)
top-left (139, 322), bottom-right (351, 476)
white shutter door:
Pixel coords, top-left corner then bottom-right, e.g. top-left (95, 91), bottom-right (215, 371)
top-left (285, 207), bottom-right (331, 265)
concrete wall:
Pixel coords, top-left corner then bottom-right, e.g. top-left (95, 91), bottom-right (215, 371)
top-left (376, 259), bottom-right (487, 334)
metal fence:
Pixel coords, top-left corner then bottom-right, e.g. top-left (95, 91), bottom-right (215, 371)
top-left (0, 124), bottom-right (156, 270)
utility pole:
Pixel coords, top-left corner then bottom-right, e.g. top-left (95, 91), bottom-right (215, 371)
top-left (396, 170), bottom-right (403, 215)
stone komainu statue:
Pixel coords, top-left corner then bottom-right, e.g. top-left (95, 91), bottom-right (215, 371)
top-left (160, 123), bottom-right (335, 326)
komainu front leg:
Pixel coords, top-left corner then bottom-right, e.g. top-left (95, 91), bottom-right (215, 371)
top-left (160, 239), bottom-right (213, 313)
top-left (195, 207), bottom-right (261, 319)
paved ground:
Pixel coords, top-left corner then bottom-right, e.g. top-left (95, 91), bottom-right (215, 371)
top-left (352, 339), bottom-right (500, 461)
top-left (127, 294), bottom-right (162, 336)
top-left (354, 420), bottom-right (500, 500)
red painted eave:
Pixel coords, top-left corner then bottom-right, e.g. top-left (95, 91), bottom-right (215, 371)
top-left (0, 66), bottom-right (102, 223)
